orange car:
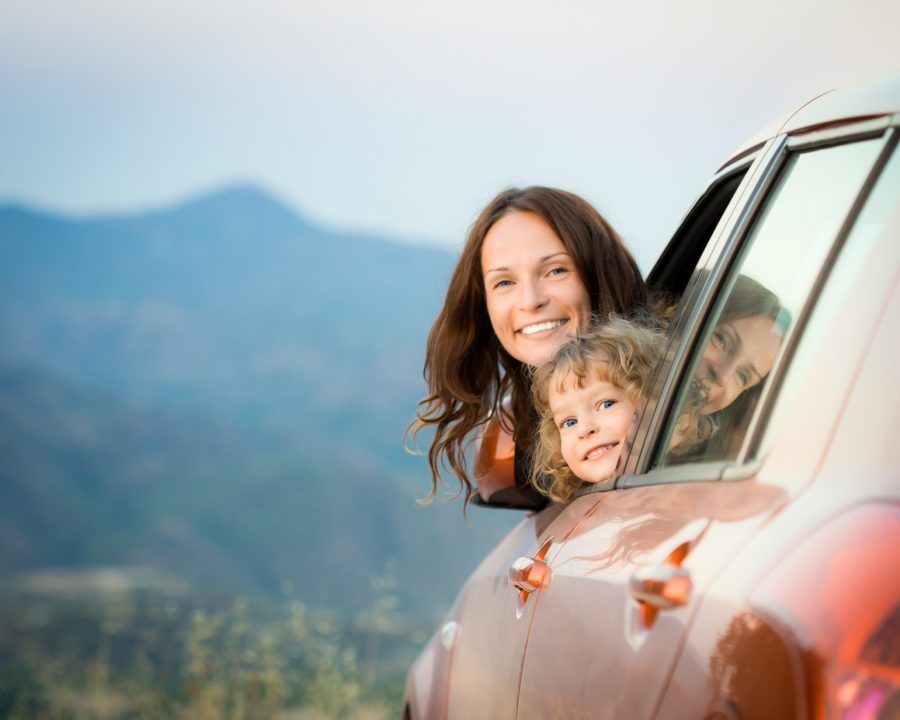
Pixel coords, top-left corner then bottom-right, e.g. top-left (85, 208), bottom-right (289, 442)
top-left (404, 71), bottom-right (900, 719)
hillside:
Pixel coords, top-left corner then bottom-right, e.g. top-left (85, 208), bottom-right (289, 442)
top-left (0, 186), bottom-right (517, 616)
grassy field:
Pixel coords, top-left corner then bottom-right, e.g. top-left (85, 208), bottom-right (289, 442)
top-left (0, 572), bottom-right (430, 719)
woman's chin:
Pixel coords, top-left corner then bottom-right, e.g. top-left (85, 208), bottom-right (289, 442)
top-left (701, 398), bottom-right (723, 414)
top-left (512, 327), bottom-right (575, 366)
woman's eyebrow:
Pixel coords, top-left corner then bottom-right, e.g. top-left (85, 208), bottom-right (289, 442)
top-left (483, 266), bottom-right (508, 277)
top-left (484, 252), bottom-right (571, 276)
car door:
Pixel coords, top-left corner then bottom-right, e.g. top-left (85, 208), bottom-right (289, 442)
top-left (655, 125), bottom-right (900, 719)
top-left (513, 123), bottom-right (894, 719)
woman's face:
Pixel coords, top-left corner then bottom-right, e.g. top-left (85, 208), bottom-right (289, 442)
top-left (697, 314), bottom-right (783, 414)
top-left (481, 211), bottom-right (591, 367)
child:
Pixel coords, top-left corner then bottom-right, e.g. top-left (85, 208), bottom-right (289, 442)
top-left (530, 318), bottom-right (664, 503)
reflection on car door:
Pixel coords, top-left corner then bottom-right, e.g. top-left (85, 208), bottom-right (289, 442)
top-left (515, 480), bottom-right (786, 719)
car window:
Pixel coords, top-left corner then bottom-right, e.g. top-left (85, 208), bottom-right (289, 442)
top-left (653, 137), bottom-right (885, 468)
top-left (647, 168), bottom-right (748, 302)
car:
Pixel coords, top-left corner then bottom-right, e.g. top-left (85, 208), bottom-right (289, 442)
top-left (403, 70), bottom-right (900, 720)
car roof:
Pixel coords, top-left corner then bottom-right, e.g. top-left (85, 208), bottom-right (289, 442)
top-left (648, 68), bottom-right (900, 294)
top-left (723, 68), bottom-right (900, 168)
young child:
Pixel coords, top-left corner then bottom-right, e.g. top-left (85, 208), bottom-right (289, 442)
top-left (530, 318), bottom-right (663, 503)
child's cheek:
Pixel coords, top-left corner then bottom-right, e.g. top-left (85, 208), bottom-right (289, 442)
top-left (560, 437), bottom-right (578, 467)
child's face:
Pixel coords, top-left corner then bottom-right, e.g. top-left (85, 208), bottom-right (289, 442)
top-left (549, 369), bottom-right (637, 486)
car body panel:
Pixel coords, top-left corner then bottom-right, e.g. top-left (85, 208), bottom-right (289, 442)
top-left (405, 625), bottom-right (455, 719)
top-left (444, 500), bottom-right (600, 718)
top-left (724, 69), bottom-right (900, 168)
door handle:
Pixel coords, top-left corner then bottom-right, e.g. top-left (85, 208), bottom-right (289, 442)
top-left (628, 564), bottom-right (692, 610)
top-left (508, 537), bottom-right (553, 619)
top-left (629, 539), bottom-right (695, 633)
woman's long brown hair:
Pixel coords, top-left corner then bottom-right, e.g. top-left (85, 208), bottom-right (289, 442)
top-left (408, 187), bottom-right (648, 505)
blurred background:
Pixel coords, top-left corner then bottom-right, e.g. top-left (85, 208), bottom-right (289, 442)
top-left (1, 0), bottom-right (898, 717)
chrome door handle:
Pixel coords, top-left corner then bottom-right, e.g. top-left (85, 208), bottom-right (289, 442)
top-left (629, 564), bottom-right (692, 610)
top-left (508, 537), bottom-right (553, 619)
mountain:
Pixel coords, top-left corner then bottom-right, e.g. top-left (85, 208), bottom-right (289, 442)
top-left (0, 184), bottom-right (455, 465)
top-left (0, 185), bottom-right (516, 615)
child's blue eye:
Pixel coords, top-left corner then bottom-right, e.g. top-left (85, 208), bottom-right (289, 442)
top-left (559, 417), bottom-right (577, 429)
top-left (596, 399), bottom-right (616, 411)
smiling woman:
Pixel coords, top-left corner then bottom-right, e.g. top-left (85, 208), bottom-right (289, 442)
top-left (408, 186), bottom-right (648, 506)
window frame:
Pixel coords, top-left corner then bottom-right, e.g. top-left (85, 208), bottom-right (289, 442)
top-left (610, 119), bottom-right (900, 494)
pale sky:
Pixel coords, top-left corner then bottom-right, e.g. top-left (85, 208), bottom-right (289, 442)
top-left (1, 0), bottom-right (899, 268)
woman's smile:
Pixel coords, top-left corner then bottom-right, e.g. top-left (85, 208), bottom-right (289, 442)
top-left (518, 319), bottom-right (568, 336)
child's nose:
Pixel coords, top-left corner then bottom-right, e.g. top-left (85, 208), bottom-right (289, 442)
top-left (578, 418), bottom-right (598, 438)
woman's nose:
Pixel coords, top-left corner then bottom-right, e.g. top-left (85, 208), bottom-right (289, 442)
top-left (518, 277), bottom-right (548, 311)
top-left (707, 356), bottom-right (736, 388)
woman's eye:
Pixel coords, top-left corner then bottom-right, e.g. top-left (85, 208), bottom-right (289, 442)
top-left (712, 329), bottom-right (728, 351)
top-left (492, 279), bottom-right (513, 289)
top-left (547, 266), bottom-right (568, 277)
top-left (559, 417), bottom-right (577, 429)
top-left (736, 369), bottom-right (749, 386)
top-left (596, 399), bottom-right (616, 411)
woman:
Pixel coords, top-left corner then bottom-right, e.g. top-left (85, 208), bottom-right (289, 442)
top-left (408, 186), bottom-right (647, 506)
top-left (669, 273), bottom-right (789, 462)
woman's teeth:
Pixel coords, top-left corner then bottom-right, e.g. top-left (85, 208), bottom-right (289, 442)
top-left (520, 320), bottom-right (566, 336)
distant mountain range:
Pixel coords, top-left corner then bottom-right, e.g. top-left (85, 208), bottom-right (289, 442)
top-left (0, 185), bottom-right (516, 616)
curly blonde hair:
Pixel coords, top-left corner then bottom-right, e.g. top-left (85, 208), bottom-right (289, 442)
top-left (530, 317), bottom-right (664, 503)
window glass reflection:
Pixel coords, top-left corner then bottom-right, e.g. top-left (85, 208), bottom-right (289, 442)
top-left (657, 138), bottom-right (884, 467)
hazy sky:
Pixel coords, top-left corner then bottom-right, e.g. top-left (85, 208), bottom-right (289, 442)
top-left (1, 0), bottom-right (899, 268)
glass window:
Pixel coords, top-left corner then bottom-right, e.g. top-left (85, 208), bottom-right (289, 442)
top-left (654, 138), bottom-right (885, 468)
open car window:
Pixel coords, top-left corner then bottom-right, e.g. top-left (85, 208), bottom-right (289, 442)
top-left (653, 137), bottom-right (886, 469)
top-left (647, 166), bottom-right (748, 303)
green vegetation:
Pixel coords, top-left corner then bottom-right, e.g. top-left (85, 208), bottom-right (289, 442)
top-left (0, 577), bottom-right (423, 719)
